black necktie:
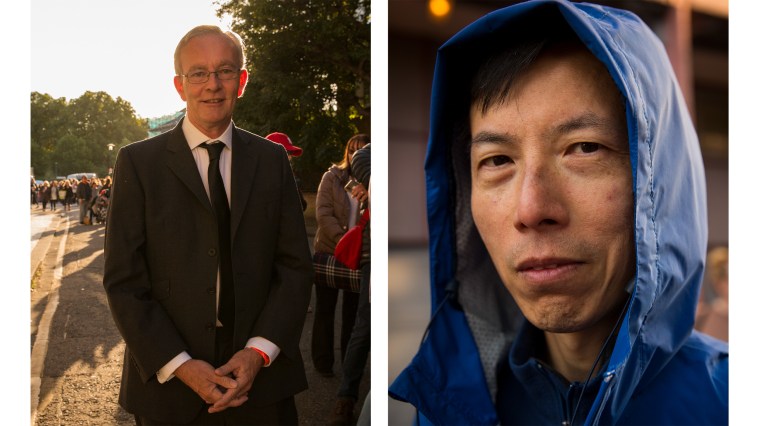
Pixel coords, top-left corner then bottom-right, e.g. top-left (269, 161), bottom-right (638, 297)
top-left (201, 142), bottom-right (235, 330)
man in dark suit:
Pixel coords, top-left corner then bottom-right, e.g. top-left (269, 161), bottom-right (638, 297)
top-left (103, 25), bottom-right (313, 425)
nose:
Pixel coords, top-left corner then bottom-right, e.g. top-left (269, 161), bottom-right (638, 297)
top-left (205, 72), bottom-right (223, 89)
top-left (513, 162), bottom-right (568, 231)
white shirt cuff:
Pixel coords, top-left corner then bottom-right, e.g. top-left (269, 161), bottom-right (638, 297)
top-left (246, 337), bottom-right (280, 367)
top-left (156, 351), bottom-right (192, 383)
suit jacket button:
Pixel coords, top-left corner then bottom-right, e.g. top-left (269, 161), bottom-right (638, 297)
top-left (208, 248), bottom-right (216, 256)
top-left (207, 287), bottom-right (216, 295)
top-left (206, 323), bottom-right (215, 331)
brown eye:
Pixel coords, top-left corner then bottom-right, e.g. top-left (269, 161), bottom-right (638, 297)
top-left (579, 142), bottom-right (600, 153)
top-left (483, 155), bottom-right (513, 167)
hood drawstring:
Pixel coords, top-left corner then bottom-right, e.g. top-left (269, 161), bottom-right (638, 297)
top-left (568, 292), bottom-right (632, 426)
top-left (419, 279), bottom-right (460, 347)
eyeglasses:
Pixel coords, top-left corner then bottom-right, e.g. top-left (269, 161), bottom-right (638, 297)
top-left (182, 68), bottom-right (240, 84)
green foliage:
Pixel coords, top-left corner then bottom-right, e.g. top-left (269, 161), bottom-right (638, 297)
top-left (31, 91), bottom-right (148, 179)
top-left (217, 0), bottom-right (370, 190)
top-left (31, 92), bottom-right (68, 177)
top-left (55, 134), bottom-right (92, 174)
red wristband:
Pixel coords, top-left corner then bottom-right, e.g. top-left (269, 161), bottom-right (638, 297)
top-left (248, 346), bottom-right (270, 366)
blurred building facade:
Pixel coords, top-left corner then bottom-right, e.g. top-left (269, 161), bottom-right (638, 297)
top-left (147, 109), bottom-right (185, 138)
top-left (388, 0), bottom-right (728, 248)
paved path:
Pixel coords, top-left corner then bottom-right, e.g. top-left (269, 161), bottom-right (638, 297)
top-left (31, 210), bottom-right (55, 252)
top-left (30, 198), bottom-right (369, 425)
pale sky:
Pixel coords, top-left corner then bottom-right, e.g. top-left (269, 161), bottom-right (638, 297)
top-left (31, 0), bottom-right (232, 119)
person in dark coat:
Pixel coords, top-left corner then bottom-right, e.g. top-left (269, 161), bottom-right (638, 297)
top-left (103, 25), bottom-right (312, 425)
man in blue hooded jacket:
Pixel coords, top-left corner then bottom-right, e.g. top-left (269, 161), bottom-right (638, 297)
top-left (389, 1), bottom-right (728, 425)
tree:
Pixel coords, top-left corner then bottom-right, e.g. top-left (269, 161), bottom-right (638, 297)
top-left (31, 92), bottom-right (69, 177)
top-left (69, 91), bottom-right (148, 174)
top-left (217, 0), bottom-right (370, 189)
top-left (55, 134), bottom-right (95, 175)
top-left (30, 91), bottom-right (147, 179)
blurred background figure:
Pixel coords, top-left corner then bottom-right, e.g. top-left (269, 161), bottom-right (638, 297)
top-left (49, 181), bottom-right (59, 211)
top-left (40, 181), bottom-right (51, 211)
top-left (696, 246), bottom-right (728, 342)
top-left (266, 132), bottom-right (308, 212)
top-left (57, 180), bottom-right (69, 212)
top-left (31, 177), bottom-right (39, 208)
top-left (311, 134), bottom-right (369, 379)
top-left (330, 140), bottom-right (371, 426)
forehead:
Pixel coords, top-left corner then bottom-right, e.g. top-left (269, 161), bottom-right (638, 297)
top-left (520, 46), bottom-right (617, 104)
top-left (179, 33), bottom-right (238, 69)
top-left (470, 45), bottom-right (625, 140)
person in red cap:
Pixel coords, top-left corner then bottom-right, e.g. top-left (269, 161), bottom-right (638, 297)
top-left (266, 132), bottom-right (307, 211)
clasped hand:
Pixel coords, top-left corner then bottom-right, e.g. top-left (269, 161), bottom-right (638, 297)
top-left (175, 348), bottom-right (265, 413)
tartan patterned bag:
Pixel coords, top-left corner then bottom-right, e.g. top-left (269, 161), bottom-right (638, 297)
top-left (313, 252), bottom-right (361, 293)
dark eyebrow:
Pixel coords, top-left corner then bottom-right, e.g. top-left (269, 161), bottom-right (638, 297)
top-left (550, 113), bottom-right (610, 137)
top-left (470, 112), bottom-right (622, 149)
top-left (470, 131), bottom-right (518, 147)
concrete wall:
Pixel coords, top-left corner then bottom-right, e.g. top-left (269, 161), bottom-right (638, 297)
top-left (388, 34), bottom-right (436, 244)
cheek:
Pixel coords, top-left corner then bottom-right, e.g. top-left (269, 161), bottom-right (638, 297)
top-left (472, 190), bottom-right (501, 229)
top-left (591, 186), bottom-right (635, 267)
top-left (573, 176), bottom-right (632, 228)
top-left (185, 87), bottom-right (202, 102)
top-left (603, 184), bottom-right (634, 233)
top-left (471, 190), bottom-right (514, 249)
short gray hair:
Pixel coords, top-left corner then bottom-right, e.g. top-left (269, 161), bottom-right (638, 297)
top-left (174, 25), bottom-right (246, 75)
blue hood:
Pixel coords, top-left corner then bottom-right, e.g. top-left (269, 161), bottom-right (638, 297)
top-left (390, 1), bottom-right (727, 424)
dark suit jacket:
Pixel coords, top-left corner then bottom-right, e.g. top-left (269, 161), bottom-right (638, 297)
top-left (103, 119), bottom-right (313, 423)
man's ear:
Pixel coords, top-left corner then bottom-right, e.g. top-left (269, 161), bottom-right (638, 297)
top-left (173, 75), bottom-right (187, 101)
top-left (237, 69), bottom-right (249, 97)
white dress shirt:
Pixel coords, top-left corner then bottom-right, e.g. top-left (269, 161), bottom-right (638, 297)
top-left (157, 118), bottom-right (280, 383)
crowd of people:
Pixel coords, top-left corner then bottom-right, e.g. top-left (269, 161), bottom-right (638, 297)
top-left (31, 175), bottom-right (111, 225)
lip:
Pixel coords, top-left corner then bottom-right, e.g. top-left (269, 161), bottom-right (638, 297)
top-left (516, 257), bottom-right (584, 285)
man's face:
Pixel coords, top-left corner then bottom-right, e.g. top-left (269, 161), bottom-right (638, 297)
top-left (173, 33), bottom-right (248, 138)
top-left (469, 46), bottom-right (635, 334)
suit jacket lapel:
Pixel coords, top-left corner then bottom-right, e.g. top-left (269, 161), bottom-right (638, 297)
top-left (231, 126), bottom-right (259, 241)
top-left (166, 119), bottom-right (214, 214)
